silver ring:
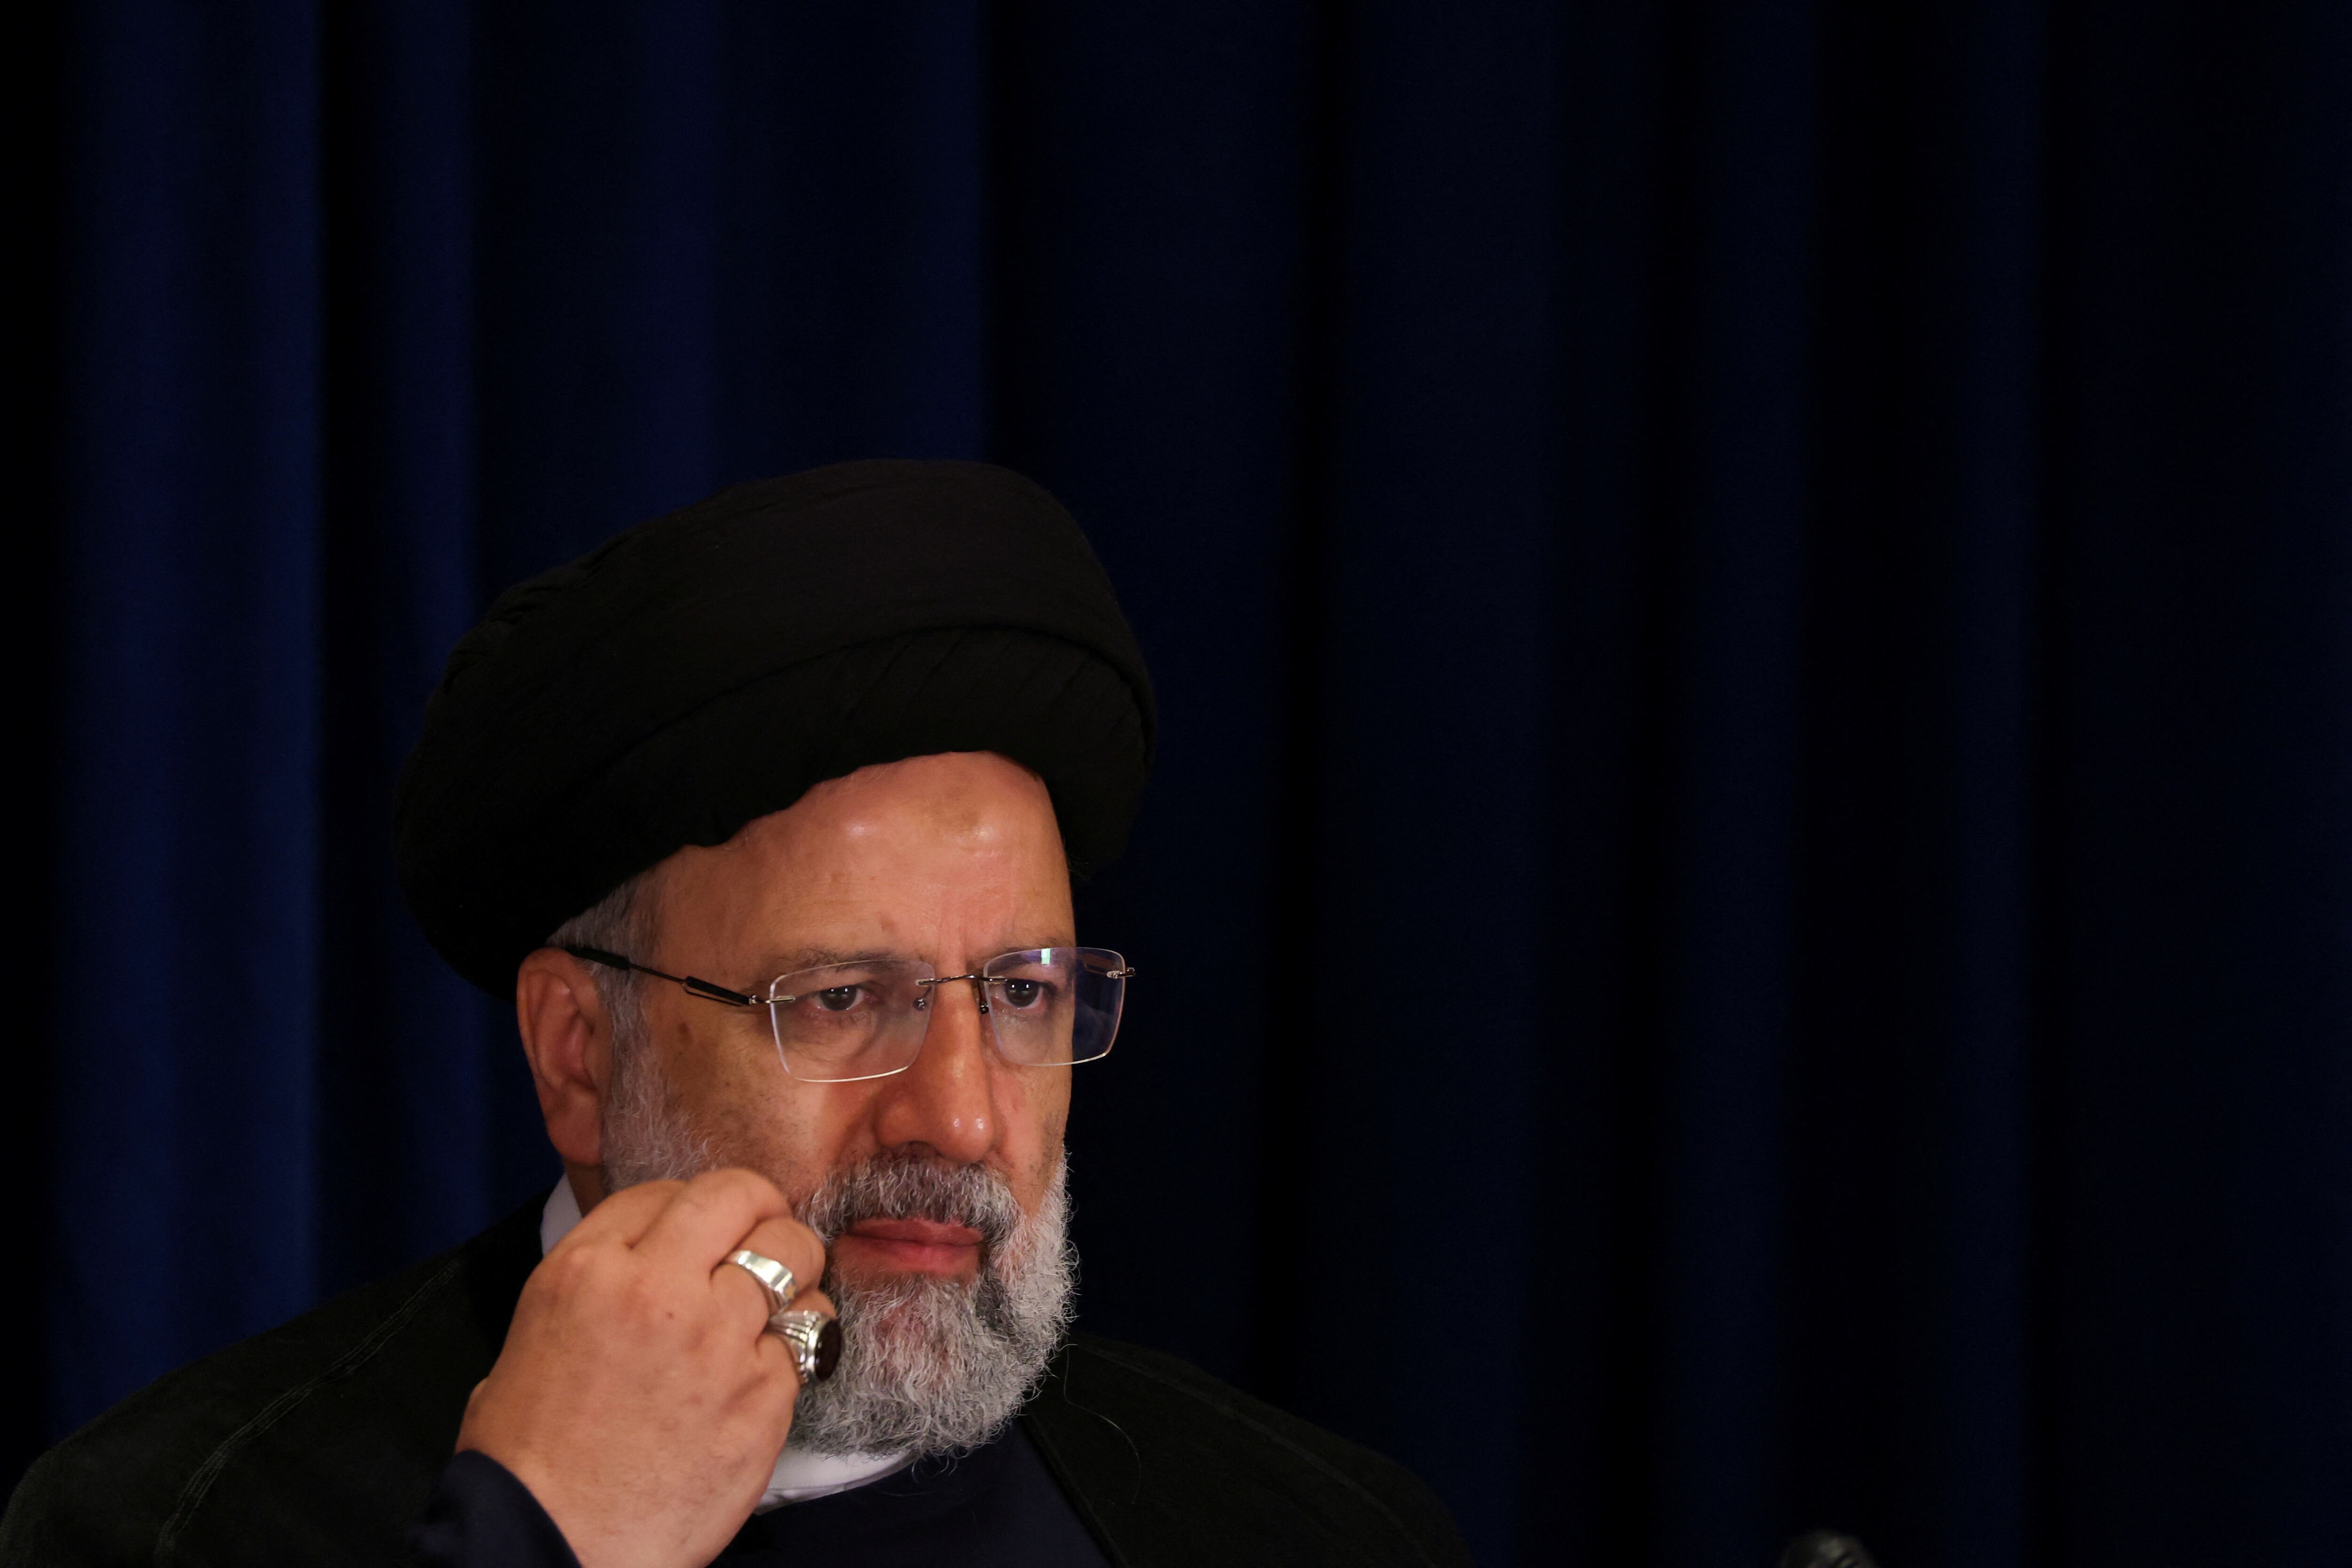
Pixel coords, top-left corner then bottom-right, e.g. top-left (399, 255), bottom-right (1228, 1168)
top-left (769, 1308), bottom-right (842, 1388)
top-left (724, 1250), bottom-right (798, 1316)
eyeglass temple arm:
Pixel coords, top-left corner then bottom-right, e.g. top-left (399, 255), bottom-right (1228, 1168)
top-left (564, 945), bottom-right (1136, 1006)
top-left (561, 945), bottom-right (765, 1009)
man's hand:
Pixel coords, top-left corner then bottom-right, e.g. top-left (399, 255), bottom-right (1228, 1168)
top-left (456, 1169), bottom-right (834, 1568)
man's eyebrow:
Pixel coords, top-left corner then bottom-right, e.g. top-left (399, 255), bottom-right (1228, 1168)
top-left (746, 938), bottom-right (1081, 979)
top-left (751, 947), bottom-right (897, 978)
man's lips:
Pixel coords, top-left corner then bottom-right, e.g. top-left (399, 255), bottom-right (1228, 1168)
top-left (848, 1217), bottom-right (984, 1248)
top-left (834, 1218), bottom-right (985, 1276)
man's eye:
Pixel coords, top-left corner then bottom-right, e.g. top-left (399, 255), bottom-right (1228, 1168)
top-left (1000, 979), bottom-right (1045, 1008)
top-left (812, 987), bottom-right (861, 1013)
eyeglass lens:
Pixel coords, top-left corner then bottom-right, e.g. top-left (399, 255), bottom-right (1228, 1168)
top-left (764, 947), bottom-right (1128, 1083)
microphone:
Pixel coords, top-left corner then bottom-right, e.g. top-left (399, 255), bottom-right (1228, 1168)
top-left (1778, 1531), bottom-right (1879, 1568)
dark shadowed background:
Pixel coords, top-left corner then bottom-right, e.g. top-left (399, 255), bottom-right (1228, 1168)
top-left (7, 3), bottom-right (2352, 1565)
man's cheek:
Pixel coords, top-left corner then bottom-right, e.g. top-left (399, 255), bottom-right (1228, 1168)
top-left (1003, 1067), bottom-right (1069, 1163)
top-left (700, 1083), bottom-right (839, 1197)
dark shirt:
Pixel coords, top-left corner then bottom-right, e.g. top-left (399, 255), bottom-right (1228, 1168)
top-left (416, 1425), bottom-right (1111, 1568)
top-left (729, 1424), bottom-right (1109, 1567)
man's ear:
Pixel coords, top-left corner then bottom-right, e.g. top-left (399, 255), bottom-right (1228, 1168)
top-left (515, 949), bottom-right (613, 1169)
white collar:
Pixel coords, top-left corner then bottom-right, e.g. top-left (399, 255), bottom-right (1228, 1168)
top-left (538, 1180), bottom-right (911, 1510)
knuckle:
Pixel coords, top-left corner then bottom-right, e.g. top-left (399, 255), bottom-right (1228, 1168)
top-left (618, 1179), bottom-right (684, 1216)
top-left (532, 1245), bottom-right (598, 1300)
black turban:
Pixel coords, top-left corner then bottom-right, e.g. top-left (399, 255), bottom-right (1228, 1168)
top-left (394, 460), bottom-right (1155, 995)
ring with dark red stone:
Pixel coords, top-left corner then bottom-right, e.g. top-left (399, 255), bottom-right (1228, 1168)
top-left (769, 1309), bottom-right (842, 1386)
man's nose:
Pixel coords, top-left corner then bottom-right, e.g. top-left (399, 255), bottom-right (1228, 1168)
top-left (870, 977), bottom-right (999, 1164)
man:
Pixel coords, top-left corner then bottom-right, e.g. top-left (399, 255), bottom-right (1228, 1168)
top-left (2, 461), bottom-right (1469, 1566)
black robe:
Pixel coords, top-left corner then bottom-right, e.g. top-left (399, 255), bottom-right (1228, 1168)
top-left (0, 1199), bottom-right (1470, 1567)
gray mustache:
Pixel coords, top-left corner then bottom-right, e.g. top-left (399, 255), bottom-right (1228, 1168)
top-left (799, 1154), bottom-right (1024, 1254)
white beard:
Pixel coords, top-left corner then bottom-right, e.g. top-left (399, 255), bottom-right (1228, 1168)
top-left (599, 1047), bottom-right (1076, 1459)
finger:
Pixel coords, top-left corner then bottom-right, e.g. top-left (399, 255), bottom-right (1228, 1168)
top-left (636, 1167), bottom-right (793, 1273)
top-left (709, 1216), bottom-right (827, 1328)
top-left (750, 1327), bottom-right (808, 1414)
top-left (751, 1294), bottom-right (838, 1393)
top-left (736, 1216), bottom-right (827, 1297)
top-left (549, 1179), bottom-right (684, 1255)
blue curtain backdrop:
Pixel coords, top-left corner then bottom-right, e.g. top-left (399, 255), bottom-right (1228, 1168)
top-left (8, 3), bottom-right (2352, 1566)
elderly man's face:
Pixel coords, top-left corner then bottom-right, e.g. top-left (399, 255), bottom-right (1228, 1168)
top-left (611, 750), bottom-right (1073, 1290)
